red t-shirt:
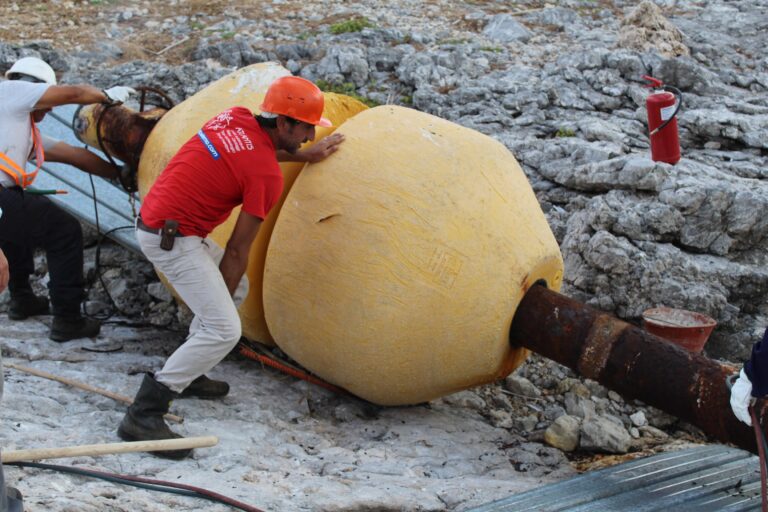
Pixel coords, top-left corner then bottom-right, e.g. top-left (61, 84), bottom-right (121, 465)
top-left (140, 107), bottom-right (283, 237)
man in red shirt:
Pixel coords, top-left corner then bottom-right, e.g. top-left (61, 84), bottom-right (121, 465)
top-left (118, 76), bottom-right (344, 459)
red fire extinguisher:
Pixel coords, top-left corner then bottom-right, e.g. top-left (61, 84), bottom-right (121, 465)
top-left (643, 75), bottom-right (682, 165)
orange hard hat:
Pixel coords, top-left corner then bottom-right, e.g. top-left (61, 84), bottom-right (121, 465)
top-left (260, 76), bottom-right (332, 127)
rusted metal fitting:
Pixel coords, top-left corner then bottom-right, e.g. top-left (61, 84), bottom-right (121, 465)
top-left (509, 284), bottom-right (759, 454)
top-left (72, 103), bottom-right (167, 177)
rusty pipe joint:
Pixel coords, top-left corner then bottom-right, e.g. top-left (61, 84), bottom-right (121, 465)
top-left (72, 103), bottom-right (167, 191)
top-left (509, 285), bottom-right (759, 454)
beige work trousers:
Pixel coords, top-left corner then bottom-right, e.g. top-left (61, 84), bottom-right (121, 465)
top-left (136, 229), bottom-right (248, 393)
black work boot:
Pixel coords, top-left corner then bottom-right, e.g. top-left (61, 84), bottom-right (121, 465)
top-left (2, 460), bottom-right (24, 512)
top-left (179, 375), bottom-right (230, 399)
top-left (5, 487), bottom-right (24, 512)
top-left (49, 316), bottom-right (101, 342)
top-left (8, 290), bottom-right (49, 320)
top-left (117, 374), bottom-right (192, 460)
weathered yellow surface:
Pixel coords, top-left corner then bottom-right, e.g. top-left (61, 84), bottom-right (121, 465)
top-left (138, 62), bottom-right (368, 344)
top-left (263, 105), bottom-right (563, 405)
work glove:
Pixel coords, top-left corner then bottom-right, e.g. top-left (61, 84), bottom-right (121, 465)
top-left (117, 163), bottom-right (138, 193)
top-left (730, 369), bottom-right (754, 426)
top-left (102, 86), bottom-right (136, 105)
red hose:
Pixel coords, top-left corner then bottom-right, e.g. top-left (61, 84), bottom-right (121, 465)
top-left (99, 470), bottom-right (265, 512)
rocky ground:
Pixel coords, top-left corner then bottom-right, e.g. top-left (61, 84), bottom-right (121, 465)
top-left (1, 0), bottom-right (767, 511)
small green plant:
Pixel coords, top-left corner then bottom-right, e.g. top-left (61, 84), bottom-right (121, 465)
top-left (329, 17), bottom-right (374, 35)
top-left (438, 38), bottom-right (470, 45)
top-left (315, 80), bottom-right (380, 108)
top-left (190, 21), bottom-right (205, 30)
top-left (481, 46), bottom-right (503, 53)
top-left (401, 95), bottom-right (413, 105)
top-left (220, 31), bottom-right (236, 40)
top-left (555, 127), bottom-right (576, 138)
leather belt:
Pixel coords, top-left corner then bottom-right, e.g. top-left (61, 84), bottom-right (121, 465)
top-left (136, 216), bottom-right (184, 237)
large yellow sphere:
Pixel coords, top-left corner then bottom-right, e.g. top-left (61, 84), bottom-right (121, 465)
top-left (138, 62), bottom-right (368, 343)
top-left (263, 105), bottom-right (564, 405)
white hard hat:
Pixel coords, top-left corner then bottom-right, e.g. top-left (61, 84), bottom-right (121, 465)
top-left (5, 57), bottom-right (57, 85)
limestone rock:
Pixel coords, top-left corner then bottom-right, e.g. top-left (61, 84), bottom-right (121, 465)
top-left (618, 0), bottom-right (690, 57)
top-left (544, 415), bottom-right (581, 452)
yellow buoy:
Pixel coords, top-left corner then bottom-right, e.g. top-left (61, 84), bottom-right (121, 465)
top-left (263, 105), bottom-right (563, 405)
top-left (138, 62), bottom-right (368, 344)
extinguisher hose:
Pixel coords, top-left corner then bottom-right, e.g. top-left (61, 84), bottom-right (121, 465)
top-left (650, 85), bottom-right (682, 136)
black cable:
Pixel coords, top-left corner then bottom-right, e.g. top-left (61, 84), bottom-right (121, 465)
top-left (81, 173), bottom-right (127, 322)
top-left (649, 85), bottom-right (682, 136)
top-left (50, 105), bottom-right (184, 332)
top-left (5, 461), bottom-right (265, 512)
top-left (82, 173), bottom-right (185, 331)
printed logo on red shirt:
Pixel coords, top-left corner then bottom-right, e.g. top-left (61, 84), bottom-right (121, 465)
top-left (197, 130), bottom-right (220, 160)
top-left (203, 109), bottom-right (255, 156)
top-left (204, 110), bottom-right (235, 131)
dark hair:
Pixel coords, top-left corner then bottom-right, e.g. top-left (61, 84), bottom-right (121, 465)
top-left (255, 115), bottom-right (301, 129)
top-left (7, 73), bottom-right (44, 84)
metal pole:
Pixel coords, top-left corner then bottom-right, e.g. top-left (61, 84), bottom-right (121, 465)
top-left (509, 285), bottom-right (758, 453)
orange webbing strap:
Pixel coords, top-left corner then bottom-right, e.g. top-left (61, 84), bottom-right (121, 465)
top-left (0, 151), bottom-right (25, 186)
top-left (238, 341), bottom-right (349, 395)
top-left (0, 118), bottom-right (44, 188)
top-left (26, 118), bottom-right (45, 187)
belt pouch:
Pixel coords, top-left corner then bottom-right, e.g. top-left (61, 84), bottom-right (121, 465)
top-left (160, 220), bottom-right (179, 251)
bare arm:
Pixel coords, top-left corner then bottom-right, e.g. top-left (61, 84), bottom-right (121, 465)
top-left (277, 132), bottom-right (346, 163)
top-left (0, 248), bottom-right (8, 293)
top-left (44, 142), bottom-right (119, 179)
top-left (220, 211), bottom-right (263, 296)
top-left (34, 84), bottom-right (108, 110)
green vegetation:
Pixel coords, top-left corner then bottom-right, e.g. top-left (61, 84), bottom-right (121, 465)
top-left (315, 80), bottom-right (380, 108)
top-left (220, 31), bottom-right (236, 40)
top-left (401, 95), bottom-right (413, 105)
top-left (438, 38), bottom-right (470, 45)
top-left (481, 46), bottom-right (503, 53)
top-left (329, 17), bottom-right (374, 35)
top-left (190, 21), bottom-right (205, 30)
top-left (555, 127), bottom-right (576, 138)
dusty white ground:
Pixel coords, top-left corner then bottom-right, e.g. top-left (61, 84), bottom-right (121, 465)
top-left (1, 315), bottom-right (564, 512)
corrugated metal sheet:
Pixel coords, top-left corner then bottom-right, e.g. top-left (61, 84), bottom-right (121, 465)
top-left (468, 445), bottom-right (762, 511)
top-left (36, 105), bottom-right (140, 253)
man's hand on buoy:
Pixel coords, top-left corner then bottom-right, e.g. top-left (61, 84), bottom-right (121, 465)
top-left (298, 133), bottom-right (346, 163)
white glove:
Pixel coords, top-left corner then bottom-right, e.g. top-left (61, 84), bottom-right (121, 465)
top-left (730, 369), bottom-right (754, 426)
top-left (103, 86), bottom-right (136, 104)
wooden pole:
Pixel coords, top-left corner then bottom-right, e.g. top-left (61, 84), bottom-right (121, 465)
top-left (4, 363), bottom-right (184, 424)
top-left (1, 436), bottom-right (218, 463)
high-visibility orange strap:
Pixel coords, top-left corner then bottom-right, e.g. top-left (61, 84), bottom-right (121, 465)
top-left (25, 117), bottom-right (44, 187)
top-left (0, 117), bottom-right (44, 188)
top-left (0, 151), bottom-right (25, 185)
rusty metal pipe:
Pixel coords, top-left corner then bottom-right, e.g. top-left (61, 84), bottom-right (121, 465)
top-left (72, 103), bottom-right (167, 172)
top-left (509, 285), bottom-right (760, 453)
